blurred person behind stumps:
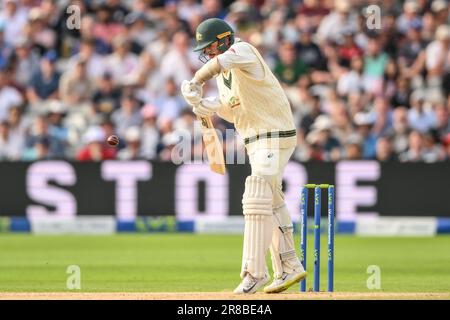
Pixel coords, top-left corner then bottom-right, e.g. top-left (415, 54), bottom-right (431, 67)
top-left (180, 18), bottom-right (306, 294)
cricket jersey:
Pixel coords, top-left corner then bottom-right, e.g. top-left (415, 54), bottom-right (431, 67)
top-left (215, 40), bottom-right (297, 152)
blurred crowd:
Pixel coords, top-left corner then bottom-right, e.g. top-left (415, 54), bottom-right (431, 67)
top-left (0, 0), bottom-right (449, 162)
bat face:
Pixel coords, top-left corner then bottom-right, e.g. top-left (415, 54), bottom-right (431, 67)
top-left (197, 116), bottom-right (226, 175)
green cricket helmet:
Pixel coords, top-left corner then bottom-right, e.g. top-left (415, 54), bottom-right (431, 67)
top-left (194, 18), bottom-right (235, 56)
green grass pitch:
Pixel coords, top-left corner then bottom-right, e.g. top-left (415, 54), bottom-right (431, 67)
top-left (0, 234), bottom-right (450, 292)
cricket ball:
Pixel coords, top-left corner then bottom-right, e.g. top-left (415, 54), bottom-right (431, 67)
top-left (107, 135), bottom-right (120, 147)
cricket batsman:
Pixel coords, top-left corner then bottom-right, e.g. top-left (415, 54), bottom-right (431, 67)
top-left (181, 18), bottom-right (307, 294)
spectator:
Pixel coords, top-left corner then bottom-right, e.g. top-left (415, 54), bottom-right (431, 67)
top-left (376, 136), bottom-right (398, 162)
top-left (123, 12), bottom-right (156, 54)
top-left (91, 72), bottom-right (121, 115)
top-left (295, 27), bottom-right (326, 70)
top-left (383, 60), bottom-right (399, 100)
top-left (0, 21), bottom-right (13, 62)
top-left (398, 20), bottom-right (426, 71)
top-left (22, 135), bottom-right (52, 161)
top-left (371, 97), bottom-right (393, 138)
top-left (117, 126), bottom-right (142, 160)
top-left (76, 126), bottom-right (116, 161)
top-left (363, 34), bottom-right (389, 95)
top-left (6, 106), bottom-right (26, 160)
top-left (159, 131), bottom-right (181, 162)
top-left (353, 112), bottom-right (377, 159)
top-left (421, 10), bottom-right (437, 42)
top-left (338, 28), bottom-right (363, 67)
top-left (299, 92), bottom-right (322, 136)
top-left (26, 50), bottom-right (60, 105)
top-left (140, 104), bottom-right (160, 160)
top-left (316, 0), bottom-right (358, 45)
top-left (134, 51), bottom-right (163, 102)
top-left (388, 107), bottom-right (411, 154)
top-left (288, 75), bottom-right (314, 116)
top-left (59, 57), bottom-right (94, 106)
top-left (68, 37), bottom-right (107, 82)
top-left (46, 100), bottom-right (68, 152)
top-left (330, 102), bottom-right (353, 144)
top-left (99, 116), bottom-right (124, 150)
top-left (342, 133), bottom-right (363, 160)
top-left (399, 130), bottom-right (438, 162)
top-left (296, 0), bottom-right (329, 31)
top-left (174, 107), bottom-right (199, 137)
top-left (347, 92), bottom-right (365, 119)
top-left (79, 15), bottom-right (111, 55)
top-left (106, 0), bottom-right (130, 23)
top-left (0, 65), bottom-right (23, 121)
top-left (407, 90), bottom-right (436, 133)
top-left (433, 103), bottom-right (450, 138)
top-left (178, 0), bottom-right (204, 23)
top-left (443, 133), bottom-right (450, 160)
top-left (105, 35), bottom-right (139, 86)
top-left (25, 7), bottom-right (57, 53)
top-left (391, 77), bottom-right (411, 108)
top-left (430, 0), bottom-right (449, 26)
top-left (425, 24), bottom-right (450, 98)
top-left (155, 78), bottom-right (185, 122)
top-left (12, 37), bottom-right (40, 87)
top-left (274, 41), bottom-right (308, 86)
top-left (396, 0), bottom-right (422, 34)
top-left (24, 115), bottom-right (65, 158)
top-left (0, 0), bottom-right (28, 45)
top-left (40, 0), bottom-right (64, 40)
top-left (337, 56), bottom-right (364, 96)
top-left (306, 115), bottom-right (341, 161)
top-left (111, 93), bottom-right (142, 137)
top-left (423, 132), bottom-right (444, 162)
top-left (226, 2), bottom-right (261, 34)
top-left (202, 0), bottom-right (227, 20)
top-left (160, 30), bottom-right (200, 87)
top-left (92, 3), bottom-right (125, 46)
top-left (0, 121), bottom-right (14, 160)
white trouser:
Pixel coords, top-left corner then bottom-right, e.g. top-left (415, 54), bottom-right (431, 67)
top-left (246, 146), bottom-right (302, 279)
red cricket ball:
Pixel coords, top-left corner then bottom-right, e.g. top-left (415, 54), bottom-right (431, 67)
top-left (107, 135), bottom-right (120, 147)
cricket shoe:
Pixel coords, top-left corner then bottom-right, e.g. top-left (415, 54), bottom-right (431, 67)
top-left (233, 273), bottom-right (270, 294)
top-left (263, 270), bottom-right (307, 294)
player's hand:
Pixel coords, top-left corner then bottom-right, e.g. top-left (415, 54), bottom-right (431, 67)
top-left (181, 79), bottom-right (203, 106)
top-left (192, 97), bottom-right (222, 117)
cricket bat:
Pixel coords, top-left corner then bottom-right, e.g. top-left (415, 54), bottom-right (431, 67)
top-left (197, 116), bottom-right (226, 175)
top-left (183, 83), bottom-right (226, 174)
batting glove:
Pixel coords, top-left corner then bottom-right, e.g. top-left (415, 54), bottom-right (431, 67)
top-left (192, 97), bottom-right (223, 117)
top-left (181, 79), bottom-right (203, 106)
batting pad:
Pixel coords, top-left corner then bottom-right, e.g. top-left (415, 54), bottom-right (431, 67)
top-left (270, 203), bottom-right (303, 279)
top-left (241, 175), bottom-right (274, 279)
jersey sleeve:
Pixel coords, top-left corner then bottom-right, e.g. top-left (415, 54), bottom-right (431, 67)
top-left (217, 42), bottom-right (259, 72)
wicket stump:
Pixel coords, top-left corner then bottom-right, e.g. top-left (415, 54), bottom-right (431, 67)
top-left (299, 184), bottom-right (335, 292)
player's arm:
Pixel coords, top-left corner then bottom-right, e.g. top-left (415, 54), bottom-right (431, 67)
top-left (180, 58), bottom-right (221, 107)
top-left (193, 43), bottom-right (258, 84)
top-left (184, 43), bottom-right (259, 112)
top-left (192, 57), bottom-right (222, 84)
